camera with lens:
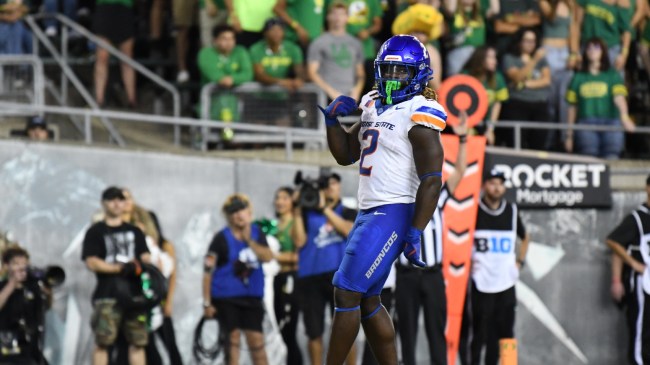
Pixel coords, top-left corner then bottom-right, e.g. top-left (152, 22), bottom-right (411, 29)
top-left (294, 170), bottom-right (331, 210)
top-left (27, 266), bottom-right (66, 289)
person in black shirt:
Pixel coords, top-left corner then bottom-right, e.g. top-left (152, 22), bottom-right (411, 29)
top-left (203, 193), bottom-right (273, 365)
top-left (81, 186), bottom-right (150, 365)
top-left (0, 246), bottom-right (44, 365)
top-left (606, 174), bottom-right (650, 365)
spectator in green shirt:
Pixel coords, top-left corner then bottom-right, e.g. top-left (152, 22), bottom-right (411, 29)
top-left (565, 37), bottom-right (635, 158)
top-left (273, 0), bottom-right (326, 48)
top-left (572, 0), bottom-right (631, 70)
top-left (462, 45), bottom-right (509, 145)
top-left (198, 25), bottom-right (253, 139)
top-left (249, 18), bottom-right (306, 127)
top-left (344, 0), bottom-right (383, 60)
top-left (250, 18), bottom-right (305, 91)
top-left (446, 0), bottom-right (487, 76)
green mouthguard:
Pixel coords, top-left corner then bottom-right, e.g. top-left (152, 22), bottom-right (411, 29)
top-left (385, 80), bottom-right (400, 105)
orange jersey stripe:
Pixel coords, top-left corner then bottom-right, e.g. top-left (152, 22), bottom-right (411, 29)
top-left (411, 112), bottom-right (446, 130)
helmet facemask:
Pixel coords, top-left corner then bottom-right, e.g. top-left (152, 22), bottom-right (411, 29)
top-left (374, 61), bottom-right (432, 105)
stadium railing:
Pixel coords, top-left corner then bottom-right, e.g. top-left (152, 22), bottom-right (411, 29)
top-left (199, 82), bottom-right (327, 151)
top-left (0, 101), bottom-right (326, 160)
top-left (24, 14), bottom-right (182, 146)
top-left (0, 55), bottom-right (44, 108)
top-left (339, 117), bottom-right (650, 151)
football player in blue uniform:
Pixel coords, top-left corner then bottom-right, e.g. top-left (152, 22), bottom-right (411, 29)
top-left (318, 34), bottom-right (447, 365)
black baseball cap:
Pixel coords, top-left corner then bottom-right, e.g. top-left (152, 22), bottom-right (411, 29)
top-left (26, 116), bottom-right (47, 130)
top-left (485, 168), bottom-right (506, 182)
top-left (263, 17), bottom-right (285, 32)
top-left (101, 186), bottom-right (125, 201)
top-left (223, 194), bottom-right (250, 214)
top-left (328, 172), bottom-right (341, 182)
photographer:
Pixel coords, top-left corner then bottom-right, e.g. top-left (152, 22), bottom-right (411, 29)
top-left (293, 172), bottom-right (357, 365)
top-left (203, 193), bottom-right (273, 365)
top-left (0, 246), bottom-right (44, 365)
top-left (81, 187), bottom-right (151, 365)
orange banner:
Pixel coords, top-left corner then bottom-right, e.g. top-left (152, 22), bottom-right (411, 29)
top-left (441, 134), bottom-right (486, 365)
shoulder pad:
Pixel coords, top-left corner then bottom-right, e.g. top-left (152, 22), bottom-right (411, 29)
top-left (410, 97), bottom-right (447, 131)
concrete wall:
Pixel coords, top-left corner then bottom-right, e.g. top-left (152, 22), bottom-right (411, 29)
top-left (0, 140), bottom-right (644, 365)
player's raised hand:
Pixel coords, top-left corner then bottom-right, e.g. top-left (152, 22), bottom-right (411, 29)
top-left (403, 227), bottom-right (426, 268)
top-left (452, 110), bottom-right (468, 136)
top-left (318, 95), bottom-right (358, 127)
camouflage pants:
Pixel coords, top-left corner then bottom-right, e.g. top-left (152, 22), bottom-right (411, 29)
top-left (90, 299), bottom-right (148, 348)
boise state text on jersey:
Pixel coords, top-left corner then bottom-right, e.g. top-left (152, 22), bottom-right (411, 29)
top-left (355, 92), bottom-right (447, 210)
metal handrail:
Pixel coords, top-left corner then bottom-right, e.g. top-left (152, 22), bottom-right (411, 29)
top-left (199, 82), bottom-right (328, 151)
top-left (340, 116), bottom-right (650, 150)
top-left (29, 14), bottom-right (183, 145)
top-left (0, 101), bottom-right (326, 160)
top-left (0, 55), bottom-right (45, 108)
top-left (491, 121), bottom-right (650, 150)
top-left (53, 14), bottom-right (181, 117)
top-left (24, 15), bottom-right (126, 146)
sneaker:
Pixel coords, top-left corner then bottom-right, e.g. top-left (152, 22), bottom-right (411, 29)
top-left (176, 70), bottom-right (189, 83)
top-left (45, 26), bottom-right (57, 37)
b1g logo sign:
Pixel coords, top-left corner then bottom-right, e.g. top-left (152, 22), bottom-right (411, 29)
top-left (474, 236), bottom-right (514, 253)
top-left (485, 152), bottom-right (612, 208)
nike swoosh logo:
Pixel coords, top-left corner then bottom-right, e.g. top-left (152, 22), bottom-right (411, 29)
top-left (395, 106), bottom-right (404, 110)
top-left (373, 211), bottom-right (386, 215)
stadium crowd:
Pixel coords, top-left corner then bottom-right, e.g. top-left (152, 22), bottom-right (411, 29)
top-left (1, 0), bottom-right (648, 158)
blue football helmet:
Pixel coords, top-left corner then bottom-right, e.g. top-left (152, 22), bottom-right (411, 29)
top-left (374, 35), bottom-right (433, 105)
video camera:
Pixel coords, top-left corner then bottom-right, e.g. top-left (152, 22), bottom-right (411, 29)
top-left (28, 266), bottom-right (66, 288)
top-left (294, 168), bottom-right (332, 209)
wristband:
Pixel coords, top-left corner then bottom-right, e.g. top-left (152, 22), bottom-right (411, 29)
top-left (325, 117), bottom-right (340, 127)
top-left (419, 171), bottom-right (442, 181)
top-left (458, 134), bottom-right (467, 143)
top-left (517, 259), bottom-right (525, 268)
top-left (290, 20), bottom-right (299, 29)
top-left (203, 300), bottom-right (211, 308)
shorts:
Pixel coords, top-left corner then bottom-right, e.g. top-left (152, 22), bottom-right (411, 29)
top-left (297, 272), bottom-right (335, 339)
top-left (173, 0), bottom-right (198, 27)
top-left (213, 297), bottom-right (265, 333)
top-left (92, 4), bottom-right (134, 45)
top-left (90, 299), bottom-right (148, 347)
top-left (333, 203), bottom-right (414, 297)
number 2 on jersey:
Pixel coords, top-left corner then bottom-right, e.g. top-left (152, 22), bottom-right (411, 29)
top-left (359, 129), bottom-right (379, 176)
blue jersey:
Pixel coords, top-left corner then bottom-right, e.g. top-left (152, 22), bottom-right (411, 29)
top-left (208, 224), bottom-right (267, 298)
top-left (298, 204), bottom-right (356, 278)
